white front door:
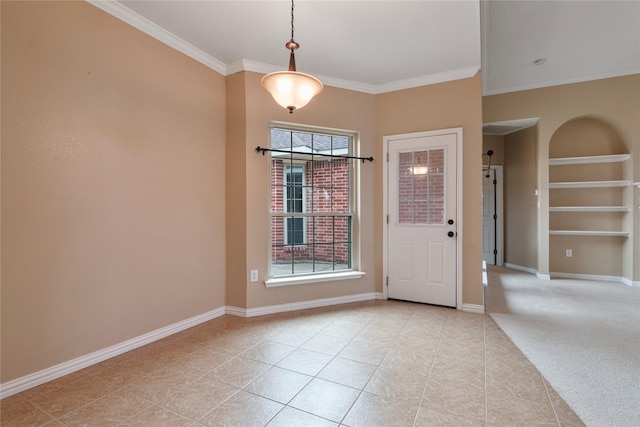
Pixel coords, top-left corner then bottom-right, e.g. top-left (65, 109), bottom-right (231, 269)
top-left (386, 130), bottom-right (458, 307)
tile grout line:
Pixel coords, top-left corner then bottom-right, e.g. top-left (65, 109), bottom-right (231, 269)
top-left (326, 309), bottom-right (392, 426)
top-left (541, 375), bottom-right (562, 427)
top-left (257, 310), bottom-right (374, 426)
top-left (412, 308), bottom-right (450, 427)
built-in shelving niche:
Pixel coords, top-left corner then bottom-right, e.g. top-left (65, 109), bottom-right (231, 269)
top-left (549, 154), bottom-right (631, 238)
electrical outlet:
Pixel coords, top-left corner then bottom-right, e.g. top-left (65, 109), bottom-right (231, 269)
top-left (250, 270), bottom-right (258, 282)
top-left (566, 249), bottom-right (572, 257)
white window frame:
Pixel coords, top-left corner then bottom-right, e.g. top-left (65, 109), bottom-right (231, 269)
top-left (266, 122), bottom-right (365, 287)
top-left (283, 164), bottom-right (306, 245)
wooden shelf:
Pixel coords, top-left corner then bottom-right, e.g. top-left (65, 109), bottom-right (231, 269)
top-left (549, 206), bottom-right (630, 212)
top-left (550, 230), bottom-right (630, 237)
top-left (549, 154), bottom-right (630, 166)
top-left (549, 180), bottom-right (631, 189)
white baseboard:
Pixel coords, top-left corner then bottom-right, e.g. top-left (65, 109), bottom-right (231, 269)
top-left (504, 263), bottom-right (537, 275)
top-left (1, 292), bottom-right (388, 399)
top-left (621, 277), bottom-right (640, 287)
top-left (504, 263), bottom-right (551, 280)
top-left (227, 292), bottom-right (384, 318)
top-left (0, 307), bottom-right (226, 399)
top-left (504, 263), bottom-right (636, 285)
top-left (462, 304), bottom-right (485, 314)
top-left (551, 272), bottom-right (635, 285)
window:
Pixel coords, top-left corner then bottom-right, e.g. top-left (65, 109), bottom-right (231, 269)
top-left (398, 149), bottom-right (445, 225)
top-left (269, 125), bottom-right (359, 281)
top-left (285, 165), bottom-right (305, 245)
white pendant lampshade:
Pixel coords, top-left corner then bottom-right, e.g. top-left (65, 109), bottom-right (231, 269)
top-left (261, 0), bottom-right (322, 113)
top-left (261, 71), bottom-right (323, 113)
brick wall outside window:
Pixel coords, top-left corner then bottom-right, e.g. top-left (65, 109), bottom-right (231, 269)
top-left (398, 149), bottom-right (445, 224)
top-left (271, 159), bottom-right (350, 264)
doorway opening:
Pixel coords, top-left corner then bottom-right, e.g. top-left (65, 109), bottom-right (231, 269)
top-left (482, 165), bottom-right (503, 266)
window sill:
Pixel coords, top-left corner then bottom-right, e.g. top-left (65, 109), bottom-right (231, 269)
top-left (265, 271), bottom-right (366, 288)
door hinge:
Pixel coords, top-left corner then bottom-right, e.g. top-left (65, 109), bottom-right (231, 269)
top-left (493, 179), bottom-right (497, 185)
top-left (493, 214), bottom-right (497, 220)
top-left (387, 214), bottom-right (389, 224)
top-left (386, 276), bottom-right (389, 286)
top-left (386, 152), bottom-right (389, 162)
top-left (494, 249), bottom-right (498, 255)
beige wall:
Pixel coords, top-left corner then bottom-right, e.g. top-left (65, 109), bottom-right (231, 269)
top-left (1, 2), bottom-right (487, 386)
top-left (376, 73), bottom-right (485, 306)
top-left (483, 75), bottom-right (639, 281)
top-left (482, 134), bottom-right (505, 166)
top-left (226, 72), bottom-right (484, 310)
top-left (225, 73), bottom-right (248, 309)
top-left (230, 71), bottom-right (379, 309)
top-left (504, 127), bottom-right (538, 269)
top-left (1, 1), bottom-right (227, 382)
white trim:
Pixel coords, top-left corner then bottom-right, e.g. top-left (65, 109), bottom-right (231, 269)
top-left (483, 66), bottom-right (640, 96)
top-left (551, 272), bottom-right (635, 285)
top-left (375, 66), bottom-right (480, 94)
top-left (224, 60), bottom-right (477, 95)
top-left (283, 164), bottom-right (306, 246)
top-left (265, 271), bottom-right (366, 288)
top-left (549, 154), bottom-right (630, 166)
top-left (482, 260), bottom-right (489, 287)
top-left (504, 262), bottom-right (551, 280)
top-left (504, 263), bottom-right (537, 275)
top-left (86, 2), bottom-right (478, 94)
top-left (89, 0), bottom-right (635, 96)
top-left (482, 118), bottom-right (539, 136)
top-left (502, 265), bottom-right (636, 285)
top-left (0, 307), bottom-right (225, 399)
top-left (382, 128), bottom-right (464, 310)
top-left (550, 206), bottom-right (630, 212)
top-left (462, 304), bottom-right (485, 314)
top-left (549, 180), bottom-right (631, 189)
top-left (457, 129), bottom-right (464, 309)
top-left (620, 277), bottom-right (639, 287)
top-left (549, 230), bottom-right (630, 237)
top-left (239, 59), bottom-right (378, 94)
top-left (226, 292), bottom-right (383, 318)
top-left (87, 0), bottom-right (226, 74)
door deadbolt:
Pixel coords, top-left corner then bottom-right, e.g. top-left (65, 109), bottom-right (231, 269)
top-left (448, 219), bottom-right (454, 225)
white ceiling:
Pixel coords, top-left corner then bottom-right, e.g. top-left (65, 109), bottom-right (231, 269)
top-left (91, 0), bottom-right (639, 96)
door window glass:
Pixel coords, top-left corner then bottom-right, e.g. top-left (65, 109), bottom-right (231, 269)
top-left (397, 148), bottom-right (445, 225)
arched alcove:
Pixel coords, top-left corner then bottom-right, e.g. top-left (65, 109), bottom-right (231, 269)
top-left (550, 116), bottom-right (628, 158)
top-left (548, 116), bottom-right (632, 279)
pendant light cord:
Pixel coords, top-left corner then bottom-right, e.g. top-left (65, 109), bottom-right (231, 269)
top-left (290, 0), bottom-right (295, 44)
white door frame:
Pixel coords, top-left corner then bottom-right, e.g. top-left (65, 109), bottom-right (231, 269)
top-left (482, 165), bottom-right (504, 266)
top-left (382, 128), bottom-right (464, 310)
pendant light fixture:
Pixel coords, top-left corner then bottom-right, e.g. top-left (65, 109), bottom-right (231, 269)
top-left (261, 0), bottom-right (323, 113)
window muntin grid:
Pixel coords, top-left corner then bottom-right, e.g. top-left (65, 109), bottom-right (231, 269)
top-left (397, 148), bottom-right (445, 225)
top-left (270, 127), bottom-right (354, 277)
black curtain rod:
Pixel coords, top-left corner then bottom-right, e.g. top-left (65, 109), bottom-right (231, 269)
top-left (255, 146), bottom-right (374, 163)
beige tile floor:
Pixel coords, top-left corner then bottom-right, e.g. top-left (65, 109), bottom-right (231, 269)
top-left (1, 300), bottom-right (584, 426)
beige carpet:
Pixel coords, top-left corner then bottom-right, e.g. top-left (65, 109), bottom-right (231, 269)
top-left (485, 265), bottom-right (640, 427)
